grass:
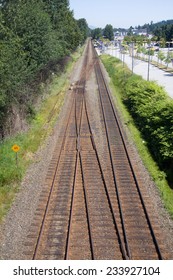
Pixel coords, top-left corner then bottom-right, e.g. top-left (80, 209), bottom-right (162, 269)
top-left (101, 54), bottom-right (173, 218)
top-left (0, 46), bottom-right (83, 222)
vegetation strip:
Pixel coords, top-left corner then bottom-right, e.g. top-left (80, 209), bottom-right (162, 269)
top-left (101, 54), bottom-right (173, 217)
top-left (0, 46), bottom-right (84, 222)
top-left (0, 0), bottom-right (89, 139)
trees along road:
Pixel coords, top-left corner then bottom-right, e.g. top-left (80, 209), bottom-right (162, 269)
top-left (104, 47), bottom-right (173, 99)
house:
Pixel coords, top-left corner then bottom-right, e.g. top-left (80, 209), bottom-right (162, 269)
top-left (132, 28), bottom-right (147, 36)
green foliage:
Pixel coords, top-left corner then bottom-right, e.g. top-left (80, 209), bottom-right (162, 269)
top-left (125, 77), bottom-right (173, 165)
top-left (157, 51), bottom-right (166, 64)
top-left (101, 55), bottom-right (173, 186)
top-left (0, 0), bottom-right (87, 138)
top-left (42, 0), bottom-right (81, 52)
top-left (138, 20), bottom-right (173, 42)
top-left (153, 23), bottom-right (173, 41)
top-left (77, 18), bottom-right (89, 43)
top-left (0, 11), bottom-right (28, 127)
top-left (165, 51), bottom-right (173, 66)
top-left (91, 28), bottom-right (103, 39)
top-left (103, 24), bottom-right (114, 41)
top-left (124, 34), bottom-right (147, 44)
top-left (3, 0), bottom-right (58, 72)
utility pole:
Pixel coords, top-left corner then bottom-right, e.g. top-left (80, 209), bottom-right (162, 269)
top-left (147, 46), bottom-right (151, 81)
top-left (166, 41), bottom-right (171, 69)
top-left (132, 42), bottom-right (134, 74)
top-left (123, 51), bottom-right (125, 67)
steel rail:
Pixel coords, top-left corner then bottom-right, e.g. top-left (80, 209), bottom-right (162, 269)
top-left (71, 40), bottom-right (128, 259)
top-left (94, 61), bottom-right (131, 259)
top-left (93, 44), bottom-right (163, 260)
top-left (97, 56), bottom-right (163, 260)
top-left (32, 94), bottom-right (76, 260)
top-left (83, 93), bottom-right (128, 259)
top-left (77, 75), bottom-right (95, 260)
top-left (79, 150), bottom-right (95, 260)
top-left (75, 88), bottom-right (95, 259)
top-left (65, 49), bottom-right (95, 259)
top-left (65, 93), bottom-right (79, 259)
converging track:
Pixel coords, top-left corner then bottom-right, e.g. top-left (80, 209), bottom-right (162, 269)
top-left (24, 40), bottom-right (169, 260)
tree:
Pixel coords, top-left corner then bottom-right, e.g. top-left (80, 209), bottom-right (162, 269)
top-left (0, 10), bottom-right (28, 136)
top-left (2, 0), bottom-right (55, 74)
top-left (42, 0), bottom-right (70, 24)
top-left (158, 51), bottom-right (166, 65)
top-left (91, 28), bottom-right (102, 40)
top-left (150, 22), bottom-right (173, 42)
top-left (127, 26), bottom-right (133, 36)
top-left (165, 51), bottom-right (173, 68)
top-left (77, 18), bottom-right (89, 43)
top-left (103, 24), bottom-right (114, 41)
top-left (0, 0), bottom-right (88, 138)
top-left (42, 0), bottom-right (81, 52)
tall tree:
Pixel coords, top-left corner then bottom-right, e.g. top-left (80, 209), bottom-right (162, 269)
top-left (42, 0), bottom-right (81, 52)
top-left (91, 28), bottom-right (102, 39)
top-left (77, 18), bottom-right (89, 43)
top-left (0, 0), bottom-right (87, 138)
top-left (0, 10), bottom-right (28, 135)
top-left (2, 0), bottom-right (55, 73)
top-left (103, 24), bottom-right (114, 41)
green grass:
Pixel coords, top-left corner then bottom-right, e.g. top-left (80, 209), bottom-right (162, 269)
top-left (0, 46), bottom-right (83, 222)
top-left (101, 54), bottom-right (173, 218)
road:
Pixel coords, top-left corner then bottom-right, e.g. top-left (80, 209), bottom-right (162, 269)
top-left (104, 47), bottom-right (173, 99)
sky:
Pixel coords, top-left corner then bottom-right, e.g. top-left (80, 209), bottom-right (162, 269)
top-left (69, 0), bottom-right (173, 29)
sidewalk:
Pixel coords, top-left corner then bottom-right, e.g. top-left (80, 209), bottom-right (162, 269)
top-left (105, 48), bottom-right (173, 99)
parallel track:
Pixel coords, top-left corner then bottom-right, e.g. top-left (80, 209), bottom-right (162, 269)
top-left (24, 40), bottom-right (166, 260)
top-left (93, 45), bottom-right (163, 259)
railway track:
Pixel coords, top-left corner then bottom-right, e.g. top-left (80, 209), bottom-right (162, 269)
top-left (24, 40), bottom-right (168, 260)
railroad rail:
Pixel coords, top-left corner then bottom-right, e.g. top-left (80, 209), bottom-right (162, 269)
top-left (24, 39), bottom-right (167, 260)
top-left (93, 45), bottom-right (163, 259)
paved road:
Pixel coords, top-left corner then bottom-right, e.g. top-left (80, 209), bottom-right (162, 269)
top-left (104, 48), bottom-right (173, 99)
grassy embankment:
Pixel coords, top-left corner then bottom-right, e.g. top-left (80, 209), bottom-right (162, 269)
top-left (0, 46), bottom-right (84, 222)
top-left (101, 54), bottom-right (173, 217)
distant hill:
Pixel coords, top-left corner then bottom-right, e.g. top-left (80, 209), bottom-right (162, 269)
top-left (140, 19), bottom-right (173, 32)
top-left (147, 20), bottom-right (173, 41)
top-left (129, 20), bottom-right (173, 41)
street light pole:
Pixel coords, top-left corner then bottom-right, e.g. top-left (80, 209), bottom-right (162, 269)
top-left (147, 46), bottom-right (151, 81)
top-left (132, 42), bottom-right (134, 74)
top-left (123, 51), bottom-right (125, 67)
top-left (166, 41), bottom-right (170, 69)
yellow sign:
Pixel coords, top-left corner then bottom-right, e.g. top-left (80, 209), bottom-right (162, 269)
top-left (12, 144), bottom-right (20, 153)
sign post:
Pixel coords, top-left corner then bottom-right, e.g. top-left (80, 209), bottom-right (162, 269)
top-left (12, 144), bottom-right (20, 166)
